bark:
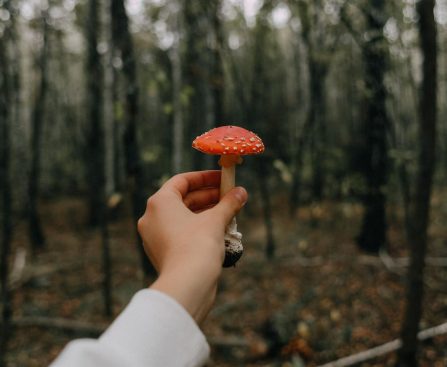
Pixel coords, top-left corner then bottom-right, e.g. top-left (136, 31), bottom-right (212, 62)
top-left (183, 0), bottom-right (203, 166)
top-left (258, 158), bottom-right (275, 258)
top-left (101, 206), bottom-right (112, 317)
top-left (209, 0), bottom-right (225, 123)
top-left (86, 0), bottom-right (104, 227)
top-left (289, 39), bottom-right (307, 212)
top-left (85, 0), bottom-right (112, 315)
top-left (111, 0), bottom-right (155, 277)
top-left (171, 21), bottom-right (184, 174)
top-left (103, 0), bottom-right (115, 198)
top-left (397, 0), bottom-right (437, 366)
top-left (28, 11), bottom-right (49, 250)
top-left (308, 60), bottom-right (328, 200)
top-left (101, 0), bottom-right (114, 318)
top-left (389, 116), bottom-right (412, 240)
top-left (0, 1), bottom-right (13, 363)
top-left (299, 0), bottom-right (328, 201)
top-left (357, 0), bottom-right (389, 253)
top-left (290, 0), bottom-right (332, 208)
top-left (250, 8), bottom-right (276, 258)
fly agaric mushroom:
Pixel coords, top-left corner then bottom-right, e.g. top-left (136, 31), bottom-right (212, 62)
top-left (192, 125), bottom-right (264, 267)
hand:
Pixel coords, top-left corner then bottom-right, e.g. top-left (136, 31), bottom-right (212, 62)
top-left (137, 170), bottom-right (248, 324)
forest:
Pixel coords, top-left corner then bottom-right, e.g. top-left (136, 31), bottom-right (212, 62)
top-left (1, 0), bottom-right (447, 366)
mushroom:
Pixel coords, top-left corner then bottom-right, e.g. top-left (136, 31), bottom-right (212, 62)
top-left (192, 125), bottom-right (265, 267)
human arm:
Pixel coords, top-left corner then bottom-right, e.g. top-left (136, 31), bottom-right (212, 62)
top-left (50, 171), bottom-right (247, 366)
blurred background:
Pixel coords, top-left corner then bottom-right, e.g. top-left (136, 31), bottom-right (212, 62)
top-left (1, 0), bottom-right (447, 366)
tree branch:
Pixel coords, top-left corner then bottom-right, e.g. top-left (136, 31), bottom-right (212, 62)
top-left (317, 321), bottom-right (447, 367)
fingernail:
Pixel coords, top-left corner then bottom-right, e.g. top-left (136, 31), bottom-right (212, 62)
top-left (234, 187), bottom-right (247, 206)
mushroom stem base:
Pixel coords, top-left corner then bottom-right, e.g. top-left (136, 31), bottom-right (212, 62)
top-left (223, 217), bottom-right (243, 267)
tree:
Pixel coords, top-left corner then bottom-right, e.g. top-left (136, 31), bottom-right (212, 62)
top-left (208, 0), bottom-right (225, 124)
top-left (85, 0), bottom-right (112, 316)
top-left (248, 2), bottom-right (276, 258)
top-left (111, 0), bottom-right (156, 277)
top-left (397, 0), bottom-right (437, 365)
top-left (289, 0), bottom-right (341, 208)
top-left (0, 0), bottom-right (14, 363)
top-left (86, 0), bottom-right (104, 227)
top-left (169, 1), bottom-right (184, 174)
top-left (341, 0), bottom-right (390, 252)
top-left (183, 0), bottom-right (212, 170)
top-left (28, 8), bottom-right (50, 250)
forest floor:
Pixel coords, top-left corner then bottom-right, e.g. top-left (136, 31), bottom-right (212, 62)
top-left (5, 193), bottom-right (447, 367)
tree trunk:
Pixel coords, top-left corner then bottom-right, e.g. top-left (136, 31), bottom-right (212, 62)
top-left (309, 61), bottom-right (327, 200)
top-left (209, 0), bottom-right (225, 124)
top-left (250, 8), bottom-right (276, 257)
top-left (397, 1), bottom-right (437, 366)
top-left (171, 13), bottom-right (184, 174)
top-left (0, 5), bottom-right (13, 363)
top-left (357, 0), bottom-right (389, 253)
top-left (111, 0), bottom-right (156, 278)
top-left (28, 11), bottom-right (49, 250)
top-left (183, 0), bottom-right (206, 171)
top-left (85, 0), bottom-right (112, 314)
top-left (258, 158), bottom-right (275, 259)
top-left (101, 0), bottom-right (115, 318)
top-left (103, 0), bottom-right (115, 199)
top-left (100, 204), bottom-right (112, 317)
top-left (290, 0), bottom-right (330, 208)
top-left (86, 0), bottom-right (104, 227)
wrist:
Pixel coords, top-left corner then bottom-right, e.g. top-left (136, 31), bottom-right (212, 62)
top-left (150, 263), bottom-right (220, 324)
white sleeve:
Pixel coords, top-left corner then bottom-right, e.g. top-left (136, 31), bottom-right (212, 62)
top-left (50, 289), bottom-right (210, 367)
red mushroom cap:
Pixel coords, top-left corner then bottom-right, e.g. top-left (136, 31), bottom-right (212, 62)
top-left (192, 125), bottom-right (264, 156)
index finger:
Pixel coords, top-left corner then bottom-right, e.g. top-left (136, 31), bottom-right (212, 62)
top-left (162, 170), bottom-right (221, 198)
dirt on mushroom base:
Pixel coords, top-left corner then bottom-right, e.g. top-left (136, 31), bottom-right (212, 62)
top-left (5, 194), bottom-right (447, 367)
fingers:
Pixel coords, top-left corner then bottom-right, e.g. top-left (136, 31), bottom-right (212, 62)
top-left (163, 171), bottom-right (221, 198)
top-left (183, 188), bottom-right (220, 211)
top-left (209, 187), bottom-right (248, 226)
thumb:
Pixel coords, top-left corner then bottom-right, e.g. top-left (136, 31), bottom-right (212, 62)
top-left (211, 187), bottom-right (248, 226)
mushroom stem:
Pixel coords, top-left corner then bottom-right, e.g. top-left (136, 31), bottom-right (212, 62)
top-left (220, 164), bottom-right (235, 198)
top-left (218, 154), bottom-right (244, 267)
top-left (219, 154), bottom-right (241, 197)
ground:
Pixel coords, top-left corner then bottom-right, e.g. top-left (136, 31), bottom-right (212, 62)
top-left (5, 194), bottom-right (447, 366)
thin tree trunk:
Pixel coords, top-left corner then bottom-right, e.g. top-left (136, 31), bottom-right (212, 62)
top-left (209, 0), bottom-right (225, 123)
top-left (85, 0), bottom-right (112, 314)
top-left (103, 0), bottom-right (115, 198)
top-left (289, 134), bottom-right (305, 212)
top-left (183, 0), bottom-right (209, 171)
top-left (0, 6), bottom-right (13, 363)
top-left (289, 38), bottom-right (307, 213)
top-left (258, 159), bottom-right (275, 259)
top-left (171, 27), bottom-right (184, 174)
top-left (357, 0), bottom-right (389, 253)
top-left (111, 0), bottom-right (155, 278)
top-left (397, 1), bottom-right (437, 365)
top-left (388, 116), bottom-right (412, 240)
top-left (101, 0), bottom-right (114, 318)
top-left (86, 0), bottom-right (104, 227)
top-left (290, 0), bottom-right (330, 208)
top-left (100, 203), bottom-right (112, 317)
top-left (250, 8), bottom-right (276, 257)
top-left (28, 11), bottom-right (49, 250)
top-left (308, 61), bottom-right (327, 200)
